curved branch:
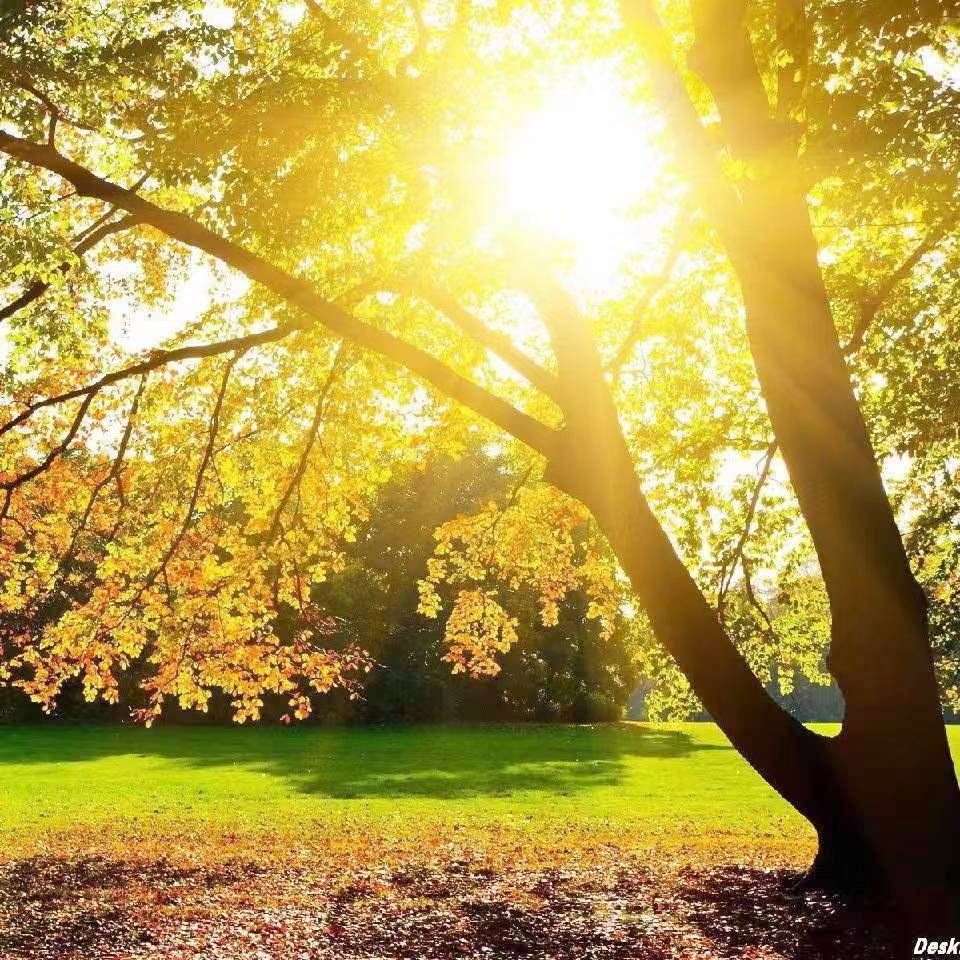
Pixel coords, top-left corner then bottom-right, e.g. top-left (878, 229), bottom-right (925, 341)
top-left (0, 132), bottom-right (559, 460)
top-left (0, 320), bottom-right (305, 441)
top-left (0, 390), bottom-right (96, 491)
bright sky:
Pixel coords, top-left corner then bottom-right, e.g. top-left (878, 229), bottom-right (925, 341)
top-left (495, 65), bottom-right (677, 296)
top-left (105, 257), bottom-right (248, 355)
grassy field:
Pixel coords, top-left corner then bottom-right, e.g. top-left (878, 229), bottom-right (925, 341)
top-left (0, 721), bottom-right (957, 850)
top-left (0, 721), bottom-right (940, 846)
top-left (0, 722), bottom-right (793, 834)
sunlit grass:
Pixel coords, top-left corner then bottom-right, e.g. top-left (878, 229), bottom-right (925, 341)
top-left (2, 722), bottom-right (954, 863)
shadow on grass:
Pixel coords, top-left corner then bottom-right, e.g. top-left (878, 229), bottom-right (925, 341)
top-left (0, 723), bottom-right (728, 801)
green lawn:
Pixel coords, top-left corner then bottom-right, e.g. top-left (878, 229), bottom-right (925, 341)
top-left (0, 723), bottom-right (957, 850)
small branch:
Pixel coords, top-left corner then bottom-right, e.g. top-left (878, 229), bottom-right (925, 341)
top-left (0, 52), bottom-right (98, 135)
top-left (718, 440), bottom-right (777, 620)
top-left (0, 320), bottom-right (305, 441)
top-left (0, 132), bottom-right (559, 460)
top-left (843, 216), bottom-right (957, 356)
top-left (742, 557), bottom-right (776, 639)
top-left (608, 210), bottom-right (691, 383)
top-left (0, 390), bottom-right (97, 492)
top-left (0, 214), bottom-right (138, 323)
top-left (267, 342), bottom-right (347, 542)
top-left (126, 351), bottom-right (241, 612)
top-left (55, 374), bottom-right (147, 579)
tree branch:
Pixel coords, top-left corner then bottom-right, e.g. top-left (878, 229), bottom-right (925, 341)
top-left (0, 52), bottom-right (98, 136)
top-left (619, 1), bottom-right (746, 250)
top-left (0, 132), bottom-right (559, 460)
top-left (0, 213), bottom-right (138, 323)
top-left (120, 352), bottom-right (240, 620)
top-left (55, 374), bottom-right (147, 579)
top-left (717, 440), bottom-right (777, 621)
top-left (0, 320), bottom-right (305, 442)
top-left (392, 277), bottom-right (563, 404)
top-left (775, 0), bottom-right (809, 118)
top-left (267, 342), bottom-right (347, 542)
top-left (0, 390), bottom-right (96, 492)
top-left (608, 210), bottom-right (690, 383)
top-left (843, 216), bottom-right (958, 356)
top-left (686, 0), bottom-right (783, 168)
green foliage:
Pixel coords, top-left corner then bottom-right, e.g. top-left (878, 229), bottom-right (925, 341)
top-left (0, 0), bottom-right (959, 720)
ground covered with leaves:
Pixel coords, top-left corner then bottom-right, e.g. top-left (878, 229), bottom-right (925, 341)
top-left (0, 831), bottom-right (895, 960)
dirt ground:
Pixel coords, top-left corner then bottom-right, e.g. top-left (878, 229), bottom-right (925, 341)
top-left (0, 847), bottom-right (896, 959)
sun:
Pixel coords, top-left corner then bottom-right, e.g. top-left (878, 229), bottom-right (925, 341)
top-left (496, 66), bottom-right (672, 291)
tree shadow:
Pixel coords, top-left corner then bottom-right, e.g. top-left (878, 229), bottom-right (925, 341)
top-left (0, 854), bottom-right (897, 959)
top-left (0, 722), bottom-right (728, 801)
top-left (676, 865), bottom-right (896, 959)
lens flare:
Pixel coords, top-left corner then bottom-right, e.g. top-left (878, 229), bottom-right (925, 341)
top-left (497, 67), bottom-right (670, 290)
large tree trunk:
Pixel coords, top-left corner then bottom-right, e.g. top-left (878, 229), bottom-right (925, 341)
top-left (549, 409), bottom-right (959, 934)
top-left (734, 191), bottom-right (960, 927)
top-left (670, 0), bottom-right (960, 932)
top-left (546, 422), bottom-right (826, 821)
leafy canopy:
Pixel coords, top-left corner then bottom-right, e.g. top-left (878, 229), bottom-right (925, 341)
top-left (0, 0), bottom-right (958, 721)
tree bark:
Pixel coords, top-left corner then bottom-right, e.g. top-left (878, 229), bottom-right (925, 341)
top-left (550, 411), bottom-right (959, 935)
top-left (733, 196), bottom-right (960, 925)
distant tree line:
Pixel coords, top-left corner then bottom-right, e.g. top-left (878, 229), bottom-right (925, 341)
top-left (3, 444), bottom-right (948, 727)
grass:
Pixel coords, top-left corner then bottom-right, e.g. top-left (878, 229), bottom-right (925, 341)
top-left (0, 722), bottom-right (956, 857)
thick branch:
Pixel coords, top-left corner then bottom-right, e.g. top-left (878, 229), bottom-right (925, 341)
top-left (0, 132), bottom-right (558, 460)
top-left (619, 1), bottom-right (746, 250)
top-left (775, 0), bottom-right (809, 118)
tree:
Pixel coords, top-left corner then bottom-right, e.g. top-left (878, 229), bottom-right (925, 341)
top-left (325, 447), bottom-right (641, 723)
top-left (0, 0), bottom-right (957, 936)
